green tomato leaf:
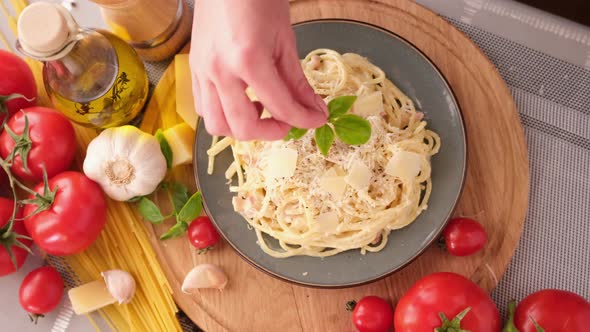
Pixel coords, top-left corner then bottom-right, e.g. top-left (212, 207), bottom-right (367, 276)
top-left (155, 129), bottom-right (173, 169)
top-left (159, 221), bottom-right (189, 240)
top-left (314, 124), bottom-right (335, 156)
top-left (284, 127), bottom-right (308, 141)
top-left (138, 197), bottom-right (165, 223)
top-left (333, 114), bottom-right (372, 145)
top-left (170, 182), bottom-right (189, 214)
top-left (177, 191), bottom-right (202, 223)
top-left (328, 95), bottom-right (357, 120)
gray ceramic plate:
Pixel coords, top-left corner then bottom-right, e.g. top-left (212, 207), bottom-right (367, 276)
top-left (194, 20), bottom-right (466, 288)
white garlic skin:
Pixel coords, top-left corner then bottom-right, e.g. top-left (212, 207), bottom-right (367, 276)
top-left (101, 269), bottom-right (136, 304)
top-left (182, 264), bottom-right (228, 293)
top-left (83, 126), bottom-right (167, 201)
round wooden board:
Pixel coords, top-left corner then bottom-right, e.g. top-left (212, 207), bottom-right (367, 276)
top-left (145, 0), bottom-right (529, 331)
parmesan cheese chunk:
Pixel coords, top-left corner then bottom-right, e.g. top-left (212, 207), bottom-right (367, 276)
top-left (69, 280), bottom-right (116, 315)
top-left (264, 148), bottom-right (298, 179)
top-left (344, 161), bottom-right (371, 190)
top-left (385, 151), bottom-right (422, 179)
top-left (314, 211), bottom-right (339, 234)
top-left (162, 123), bottom-right (195, 167)
top-left (319, 168), bottom-right (347, 200)
top-left (352, 91), bottom-right (384, 117)
top-left (174, 54), bottom-right (198, 129)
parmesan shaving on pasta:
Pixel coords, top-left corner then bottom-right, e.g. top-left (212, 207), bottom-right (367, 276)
top-left (208, 49), bottom-right (440, 258)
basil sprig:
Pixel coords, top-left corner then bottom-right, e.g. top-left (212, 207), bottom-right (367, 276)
top-left (135, 181), bottom-right (203, 240)
top-left (155, 129), bottom-right (173, 169)
top-left (285, 95), bottom-right (371, 156)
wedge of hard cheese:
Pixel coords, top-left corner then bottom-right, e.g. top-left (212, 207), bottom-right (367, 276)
top-left (163, 122), bottom-right (196, 167)
top-left (175, 54), bottom-right (198, 130)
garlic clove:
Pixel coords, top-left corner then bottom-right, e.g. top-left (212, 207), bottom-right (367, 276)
top-left (182, 264), bottom-right (228, 293)
top-left (101, 269), bottom-right (136, 304)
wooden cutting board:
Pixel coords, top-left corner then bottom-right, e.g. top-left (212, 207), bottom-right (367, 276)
top-left (143, 0), bottom-right (529, 331)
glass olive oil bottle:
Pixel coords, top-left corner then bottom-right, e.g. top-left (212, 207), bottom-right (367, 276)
top-left (16, 2), bottom-right (148, 129)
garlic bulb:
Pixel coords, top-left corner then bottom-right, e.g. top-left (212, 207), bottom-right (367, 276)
top-left (182, 264), bottom-right (228, 293)
top-left (101, 269), bottom-right (136, 304)
top-left (83, 126), bottom-right (167, 201)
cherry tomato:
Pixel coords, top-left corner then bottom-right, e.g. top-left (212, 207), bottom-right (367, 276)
top-left (0, 106), bottom-right (76, 182)
top-left (19, 266), bottom-right (64, 319)
top-left (514, 289), bottom-right (590, 332)
top-left (350, 296), bottom-right (393, 332)
top-left (188, 216), bottom-right (220, 250)
top-left (0, 168), bottom-right (7, 186)
top-left (394, 272), bottom-right (500, 332)
top-left (0, 197), bottom-right (32, 276)
top-left (24, 171), bottom-right (106, 256)
top-left (441, 218), bottom-right (487, 256)
top-left (0, 50), bottom-right (37, 124)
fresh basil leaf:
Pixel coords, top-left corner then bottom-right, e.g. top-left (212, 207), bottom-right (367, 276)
top-left (328, 95), bottom-right (357, 120)
top-left (170, 182), bottom-right (189, 214)
top-left (314, 124), bottom-right (335, 156)
top-left (138, 197), bottom-right (165, 223)
top-left (159, 221), bottom-right (189, 240)
top-left (127, 196), bottom-right (143, 203)
top-left (177, 191), bottom-right (202, 222)
top-left (333, 114), bottom-right (372, 145)
top-left (155, 129), bottom-right (173, 169)
top-left (284, 127), bottom-right (308, 141)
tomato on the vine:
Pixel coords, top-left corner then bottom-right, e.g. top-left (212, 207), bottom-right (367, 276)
top-left (512, 289), bottom-right (590, 332)
top-left (349, 296), bottom-right (394, 332)
top-left (19, 266), bottom-right (64, 322)
top-left (0, 197), bottom-right (32, 276)
top-left (0, 50), bottom-right (37, 124)
top-left (0, 106), bottom-right (76, 182)
top-left (441, 218), bottom-right (487, 256)
top-left (394, 272), bottom-right (500, 332)
top-left (24, 171), bottom-right (106, 256)
top-left (188, 216), bottom-right (220, 251)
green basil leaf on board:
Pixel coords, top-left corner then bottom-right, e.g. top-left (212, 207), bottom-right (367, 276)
top-left (160, 221), bottom-right (189, 240)
top-left (333, 114), bottom-right (372, 145)
top-left (315, 124), bottom-right (335, 156)
top-left (155, 129), bottom-right (173, 169)
top-left (138, 197), bottom-right (165, 223)
top-left (328, 95), bottom-right (357, 120)
top-left (127, 196), bottom-right (143, 203)
top-left (284, 127), bottom-right (308, 141)
top-left (170, 182), bottom-right (189, 214)
top-left (177, 191), bottom-right (203, 223)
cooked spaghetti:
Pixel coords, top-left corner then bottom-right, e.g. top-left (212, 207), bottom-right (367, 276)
top-left (208, 49), bottom-right (440, 258)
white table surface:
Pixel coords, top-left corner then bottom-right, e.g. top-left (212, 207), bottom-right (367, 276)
top-left (1, 1), bottom-right (589, 331)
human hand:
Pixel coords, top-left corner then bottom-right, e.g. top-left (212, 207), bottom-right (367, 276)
top-left (189, 0), bottom-right (328, 141)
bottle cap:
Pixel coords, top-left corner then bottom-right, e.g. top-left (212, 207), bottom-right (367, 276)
top-left (17, 2), bottom-right (79, 59)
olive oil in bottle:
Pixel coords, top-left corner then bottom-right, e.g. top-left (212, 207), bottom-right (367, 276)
top-left (16, 2), bottom-right (148, 129)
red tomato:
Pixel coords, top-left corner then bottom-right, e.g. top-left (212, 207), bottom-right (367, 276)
top-left (24, 171), bottom-right (106, 256)
top-left (188, 216), bottom-right (220, 250)
top-left (0, 168), bottom-right (7, 188)
top-left (0, 197), bottom-right (32, 276)
top-left (350, 296), bottom-right (394, 332)
top-left (0, 106), bottom-right (76, 182)
top-left (0, 50), bottom-right (37, 123)
top-left (442, 218), bottom-right (487, 256)
top-left (394, 272), bottom-right (500, 332)
top-left (514, 289), bottom-right (590, 332)
top-left (19, 266), bottom-right (64, 318)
